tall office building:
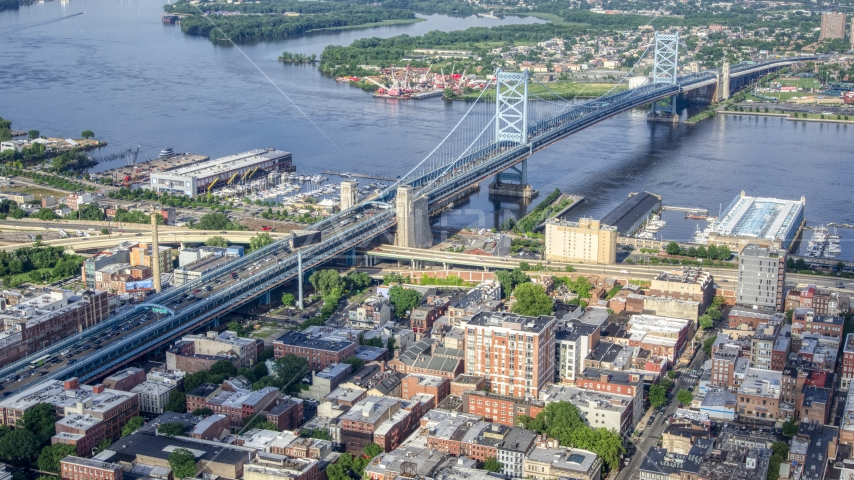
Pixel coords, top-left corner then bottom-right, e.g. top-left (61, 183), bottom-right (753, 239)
top-left (737, 244), bottom-right (786, 312)
top-left (820, 12), bottom-right (846, 40)
top-left (465, 311), bottom-right (556, 398)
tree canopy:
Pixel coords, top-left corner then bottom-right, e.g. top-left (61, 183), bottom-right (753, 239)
top-left (168, 448), bottom-right (197, 479)
top-left (205, 236), bottom-right (229, 247)
top-left (482, 457), bottom-right (503, 472)
top-left (495, 268), bottom-right (530, 297)
top-left (518, 401), bottom-right (623, 471)
top-left (309, 269), bottom-right (345, 296)
top-left (121, 416), bottom-right (145, 437)
top-left (158, 422), bottom-right (186, 437)
top-left (250, 232), bottom-right (274, 251)
top-left (37, 443), bottom-right (77, 472)
top-left (511, 282), bottom-right (553, 316)
top-left (389, 285), bottom-right (422, 317)
top-left (676, 389), bottom-right (694, 405)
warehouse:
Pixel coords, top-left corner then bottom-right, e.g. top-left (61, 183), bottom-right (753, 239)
top-left (600, 191), bottom-right (662, 236)
top-left (150, 148), bottom-right (293, 196)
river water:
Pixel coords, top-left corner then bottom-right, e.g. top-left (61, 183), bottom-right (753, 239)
top-left (1, 0), bottom-right (852, 259)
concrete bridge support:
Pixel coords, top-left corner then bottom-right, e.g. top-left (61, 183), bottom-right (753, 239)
top-left (715, 61), bottom-right (731, 102)
top-left (395, 185), bottom-right (431, 248)
top-left (488, 159), bottom-right (537, 198)
top-left (340, 180), bottom-right (358, 211)
top-left (257, 291), bottom-right (271, 306)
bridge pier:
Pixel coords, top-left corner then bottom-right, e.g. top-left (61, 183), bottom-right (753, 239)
top-left (395, 186), bottom-right (431, 248)
top-left (257, 291), bottom-right (271, 306)
top-left (488, 159), bottom-right (538, 198)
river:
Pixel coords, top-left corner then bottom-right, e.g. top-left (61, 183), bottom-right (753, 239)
top-left (1, 0), bottom-right (852, 260)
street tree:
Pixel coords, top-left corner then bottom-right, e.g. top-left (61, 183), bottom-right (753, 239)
top-left (649, 384), bottom-right (667, 408)
top-left (676, 389), bottom-right (693, 405)
top-left (309, 269), bottom-right (344, 296)
top-left (281, 293), bottom-right (295, 307)
top-left (482, 457), bottom-right (503, 472)
top-left (389, 285), bottom-right (422, 317)
top-left (121, 416), bottom-right (145, 437)
top-left (37, 443), bottom-right (77, 472)
top-left (205, 236), bottom-right (229, 247)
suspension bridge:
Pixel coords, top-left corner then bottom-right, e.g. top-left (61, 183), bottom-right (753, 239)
top-left (0, 34), bottom-right (823, 391)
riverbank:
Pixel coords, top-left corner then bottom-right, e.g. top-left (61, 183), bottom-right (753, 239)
top-left (718, 110), bottom-right (854, 124)
top-left (451, 82), bottom-right (626, 101)
top-left (305, 18), bottom-right (424, 33)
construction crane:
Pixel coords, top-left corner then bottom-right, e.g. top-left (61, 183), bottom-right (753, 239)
top-left (207, 178), bottom-right (219, 192)
top-left (362, 77), bottom-right (387, 94)
top-left (227, 172), bottom-right (239, 185)
top-left (241, 168), bottom-right (252, 182)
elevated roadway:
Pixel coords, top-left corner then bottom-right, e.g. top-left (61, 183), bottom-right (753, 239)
top-left (0, 230), bottom-right (290, 252)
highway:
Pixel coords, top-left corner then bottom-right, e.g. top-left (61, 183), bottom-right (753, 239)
top-left (0, 204), bottom-right (393, 394)
top-left (0, 230), bottom-right (291, 252)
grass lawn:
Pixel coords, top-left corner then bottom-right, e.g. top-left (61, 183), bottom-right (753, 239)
top-left (0, 185), bottom-right (62, 200)
top-left (251, 329), bottom-right (277, 339)
top-left (778, 77), bottom-right (821, 89)
top-left (458, 81), bottom-right (626, 100)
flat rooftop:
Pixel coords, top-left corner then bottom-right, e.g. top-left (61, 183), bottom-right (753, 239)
top-left (600, 191), bottom-right (661, 235)
top-left (160, 149), bottom-right (291, 180)
top-left (713, 192), bottom-right (804, 241)
top-left (467, 311), bottom-right (555, 333)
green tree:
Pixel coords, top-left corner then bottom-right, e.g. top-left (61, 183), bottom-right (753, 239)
top-left (699, 314), bottom-right (714, 329)
top-left (649, 384), bottom-right (667, 408)
top-left (197, 212), bottom-right (236, 230)
top-left (23, 402), bottom-right (57, 442)
top-left (665, 241), bottom-right (681, 255)
top-left (495, 268), bottom-right (530, 297)
top-left (281, 293), bottom-right (295, 307)
top-left (28, 130), bottom-right (39, 140)
top-left (309, 269), bottom-right (345, 296)
top-left (703, 335), bottom-right (717, 356)
top-left (37, 443), bottom-right (77, 472)
top-left (158, 422), bottom-right (185, 438)
top-left (388, 285), bottom-right (422, 317)
top-left (205, 236), bottom-right (229, 247)
top-left (705, 307), bottom-right (722, 321)
top-left (300, 428), bottom-right (331, 440)
top-left (35, 208), bottom-right (58, 221)
top-left (0, 428), bottom-right (41, 462)
top-left (511, 283), bottom-right (554, 316)
top-left (482, 457), bottom-right (503, 473)
top-left (121, 416), bottom-right (145, 437)
top-left (100, 227), bottom-right (109, 235)
top-left (256, 421), bottom-right (280, 432)
top-left (363, 443), bottom-right (383, 459)
top-left (81, 130), bottom-right (95, 139)
top-left (273, 354), bottom-right (309, 387)
top-left (227, 320), bottom-right (247, 337)
top-left (250, 232), bottom-right (274, 251)
top-left (192, 407), bottom-right (214, 417)
top-left (346, 271), bottom-right (372, 291)
top-left (676, 389), bottom-right (693, 405)
top-left (343, 356), bottom-right (365, 373)
top-left (168, 448), bottom-right (197, 479)
top-left (165, 391), bottom-right (186, 413)
top-left (93, 438), bottom-right (112, 455)
top-left (782, 417), bottom-right (799, 437)
top-left (666, 370), bottom-right (677, 379)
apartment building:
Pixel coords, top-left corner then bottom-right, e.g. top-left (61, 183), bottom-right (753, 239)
top-left (266, 397), bottom-right (304, 431)
top-left (648, 267), bottom-right (715, 307)
top-left (348, 296), bottom-right (392, 330)
top-left (400, 374), bottom-right (450, 407)
top-left (820, 12), bottom-right (847, 39)
top-left (574, 369), bottom-right (644, 426)
top-left (336, 396), bottom-right (405, 453)
top-left (60, 456), bottom-right (123, 480)
top-left (464, 311), bottom-right (556, 398)
top-left (544, 218), bottom-right (617, 265)
top-left (540, 384), bottom-right (634, 435)
top-left (737, 369), bottom-right (785, 421)
top-left (462, 390), bottom-right (545, 427)
top-left (186, 383), bottom-right (280, 429)
top-left (737, 244), bottom-right (786, 312)
top-left (750, 322), bottom-right (778, 370)
top-left (524, 446), bottom-right (601, 480)
top-left (0, 378), bottom-right (138, 454)
top-left (130, 381), bottom-right (175, 415)
top-left (103, 367), bottom-right (146, 391)
top-left (274, 330), bottom-right (357, 372)
top-left (555, 320), bottom-right (600, 383)
top-left (243, 453), bottom-right (321, 480)
top-left (791, 308), bottom-right (844, 347)
top-left (167, 330), bottom-right (262, 373)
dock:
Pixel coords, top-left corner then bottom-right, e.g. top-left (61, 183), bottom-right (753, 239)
top-left (98, 153), bottom-right (210, 185)
top-left (322, 171), bottom-right (398, 182)
top-left (412, 91), bottom-right (444, 100)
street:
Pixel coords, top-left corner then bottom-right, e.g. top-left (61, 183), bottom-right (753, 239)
top-left (614, 347), bottom-right (708, 480)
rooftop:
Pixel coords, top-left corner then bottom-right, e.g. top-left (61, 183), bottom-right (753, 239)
top-left (275, 330), bottom-right (354, 352)
top-left (714, 192), bottom-right (804, 241)
top-left (160, 149), bottom-right (291, 179)
top-left (339, 396), bottom-right (400, 424)
top-left (600, 191), bottom-right (661, 235)
top-left (131, 380), bottom-right (175, 396)
top-left (540, 385), bottom-right (631, 412)
top-left (526, 447), bottom-right (599, 474)
top-left (0, 380), bottom-right (136, 414)
top-left (467, 311), bottom-right (555, 334)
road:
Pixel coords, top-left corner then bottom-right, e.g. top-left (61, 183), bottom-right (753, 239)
top-left (0, 204), bottom-right (389, 392)
top-left (615, 346), bottom-right (708, 480)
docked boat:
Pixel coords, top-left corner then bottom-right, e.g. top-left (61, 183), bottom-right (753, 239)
top-left (158, 148), bottom-right (175, 158)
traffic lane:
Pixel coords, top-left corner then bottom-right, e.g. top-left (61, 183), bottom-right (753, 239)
top-left (615, 348), bottom-right (707, 480)
top-left (6, 247), bottom-right (292, 390)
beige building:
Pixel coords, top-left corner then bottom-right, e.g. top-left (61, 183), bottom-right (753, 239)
top-left (523, 445), bottom-right (602, 480)
top-left (544, 218), bottom-right (617, 265)
top-left (464, 311), bottom-right (556, 398)
top-left (820, 12), bottom-right (847, 40)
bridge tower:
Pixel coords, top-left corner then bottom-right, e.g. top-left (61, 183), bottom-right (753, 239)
top-left (719, 61), bottom-right (731, 101)
top-left (395, 185), bottom-right (431, 248)
top-left (489, 69), bottom-right (537, 199)
top-left (340, 180), bottom-right (358, 211)
top-left (648, 32), bottom-right (681, 123)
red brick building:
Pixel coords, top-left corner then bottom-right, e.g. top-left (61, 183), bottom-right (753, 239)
top-left (266, 396), bottom-right (304, 431)
top-left (61, 456), bottom-right (123, 480)
top-left (400, 374), bottom-right (450, 408)
top-left (186, 383), bottom-right (279, 429)
top-left (462, 390), bottom-right (544, 427)
top-left (791, 308), bottom-right (844, 346)
top-left (450, 374), bottom-right (486, 396)
top-left (273, 331), bottom-right (357, 372)
top-left (843, 334), bottom-right (854, 389)
top-left (103, 367), bottom-right (146, 391)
